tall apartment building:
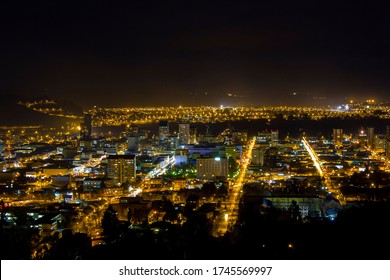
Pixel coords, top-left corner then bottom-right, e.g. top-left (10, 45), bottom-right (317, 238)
top-left (189, 125), bottom-right (197, 144)
top-left (159, 120), bottom-right (169, 141)
top-left (367, 127), bottom-right (375, 148)
top-left (271, 130), bottom-right (279, 146)
top-left (374, 135), bottom-right (386, 151)
top-left (127, 134), bottom-right (139, 153)
top-left (251, 148), bottom-right (265, 165)
top-left (80, 113), bottom-right (92, 140)
top-left (178, 122), bottom-right (190, 145)
top-left (168, 134), bottom-right (179, 150)
top-left (333, 128), bottom-right (343, 146)
top-left (107, 155), bottom-right (136, 185)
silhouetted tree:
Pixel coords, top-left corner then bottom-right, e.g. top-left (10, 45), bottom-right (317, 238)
top-left (12, 208), bottom-right (32, 228)
top-left (47, 232), bottom-right (91, 259)
top-left (202, 182), bottom-right (216, 193)
top-left (101, 205), bottom-right (120, 241)
top-left (183, 212), bottom-right (213, 237)
top-left (162, 198), bottom-right (177, 222)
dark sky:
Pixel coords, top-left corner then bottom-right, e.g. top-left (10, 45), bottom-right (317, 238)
top-left (1, 0), bottom-right (389, 108)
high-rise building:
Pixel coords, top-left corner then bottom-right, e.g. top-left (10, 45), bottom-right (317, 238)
top-left (223, 131), bottom-right (234, 146)
top-left (178, 122), bottom-right (190, 145)
top-left (374, 135), bottom-right (386, 151)
top-left (333, 128), bottom-right (343, 146)
top-left (78, 113), bottom-right (93, 151)
top-left (127, 134), bottom-right (139, 153)
top-left (168, 134), bottom-right (179, 150)
top-left (196, 156), bottom-right (228, 181)
top-left (80, 113), bottom-right (92, 140)
top-left (271, 130), bottom-right (279, 146)
top-left (251, 148), bottom-right (265, 165)
top-left (159, 120), bottom-right (169, 141)
top-left (367, 127), bottom-right (375, 148)
top-left (189, 125), bottom-right (197, 144)
top-left (107, 155), bottom-right (136, 185)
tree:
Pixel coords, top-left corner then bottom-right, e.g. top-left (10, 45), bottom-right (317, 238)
top-left (12, 208), bottom-right (32, 228)
top-left (47, 232), bottom-right (91, 260)
top-left (101, 205), bottom-right (120, 241)
top-left (183, 212), bottom-right (213, 237)
top-left (228, 157), bottom-right (238, 178)
top-left (202, 181), bottom-right (216, 193)
top-left (161, 198), bottom-right (177, 222)
top-left (217, 184), bottom-right (228, 198)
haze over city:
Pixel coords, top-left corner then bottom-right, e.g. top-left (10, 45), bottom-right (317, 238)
top-left (1, 1), bottom-right (389, 107)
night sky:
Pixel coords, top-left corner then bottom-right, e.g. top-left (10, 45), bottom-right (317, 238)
top-left (1, 0), bottom-right (389, 108)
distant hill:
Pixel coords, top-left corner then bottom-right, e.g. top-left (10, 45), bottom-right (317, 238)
top-left (0, 95), bottom-right (83, 127)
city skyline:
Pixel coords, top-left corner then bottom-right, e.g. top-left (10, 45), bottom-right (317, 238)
top-left (3, 0), bottom-right (390, 269)
top-left (1, 107), bottom-right (390, 260)
top-left (1, 1), bottom-right (389, 107)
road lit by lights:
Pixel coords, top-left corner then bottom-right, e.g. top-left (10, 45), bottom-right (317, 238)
top-left (215, 138), bottom-right (256, 236)
top-left (301, 137), bottom-right (324, 177)
top-left (301, 137), bottom-right (345, 204)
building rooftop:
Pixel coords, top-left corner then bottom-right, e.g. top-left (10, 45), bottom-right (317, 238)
top-left (107, 154), bottom-right (135, 159)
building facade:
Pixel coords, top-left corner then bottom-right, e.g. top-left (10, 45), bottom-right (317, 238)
top-left (196, 156), bottom-right (228, 181)
top-left (107, 155), bottom-right (136, 185)
top-left (80, 113), bottom-right (92, 140)
top-left (367, 127), bottom-right (375, 148)
top-left (159, 120), bottom-right (169, 141)
top-left (178, 122), bottom-right (190, 145)
top-left (333, 128), bottom-right (343, 146)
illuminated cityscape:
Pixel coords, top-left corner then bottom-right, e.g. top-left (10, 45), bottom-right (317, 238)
top-left (1, 1), bottom-right (390, 262)
top-left (89, 104), bottom-right (390, 127)
top-left (1, 99), bottom-right (390, 259)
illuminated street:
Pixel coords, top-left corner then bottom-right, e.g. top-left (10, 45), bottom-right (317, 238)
top-left (301, 137), bottom-right (345, 204)
top-left (214, 138), bottom-right (256, 236)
